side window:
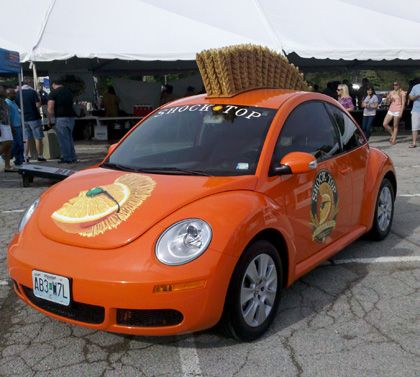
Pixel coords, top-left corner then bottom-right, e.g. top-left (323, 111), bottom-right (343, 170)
top-left (325, 103), bottom-right (365, 152)
top-left (273, 101), bottom-right (340, 164)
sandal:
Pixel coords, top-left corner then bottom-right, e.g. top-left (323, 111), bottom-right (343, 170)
top-left (4, 167), bottom-right (19, 172)
top-left (409, 145), bottom-right (417, 148)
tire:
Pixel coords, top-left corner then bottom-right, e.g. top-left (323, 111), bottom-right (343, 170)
top-left (368, 178), bottom-right (394, 240)
top-left (219, 240), bottom-right (282, 341)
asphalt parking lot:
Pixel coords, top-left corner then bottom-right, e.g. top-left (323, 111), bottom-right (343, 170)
top-left (0, 130), bottom-right (419, 377)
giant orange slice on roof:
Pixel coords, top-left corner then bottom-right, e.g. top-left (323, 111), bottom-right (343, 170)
top-left (51, 174), bottom-right (156, 237)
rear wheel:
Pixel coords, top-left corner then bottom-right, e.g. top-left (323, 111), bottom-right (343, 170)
top-left (219, 240), bottom-right (282, 341)
top-left (369, 178), bottom-right (394, 240)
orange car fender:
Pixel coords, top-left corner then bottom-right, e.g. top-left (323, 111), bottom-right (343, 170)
top-left (360, 148), bottom-right (397, 229)
top-left (159, 190), bottom-right (297, 283)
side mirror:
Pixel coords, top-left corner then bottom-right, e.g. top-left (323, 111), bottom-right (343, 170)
top-left (108, 143), bottom-right (118, 155)
top-left (273, 152), bottom-right (317, 176)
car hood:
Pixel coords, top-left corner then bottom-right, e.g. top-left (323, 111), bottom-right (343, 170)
top-left (36, 167), bottom-right (257, 249)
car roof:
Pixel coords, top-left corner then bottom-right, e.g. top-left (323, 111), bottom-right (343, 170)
top-left (162, 88), bottom-right (305, 110)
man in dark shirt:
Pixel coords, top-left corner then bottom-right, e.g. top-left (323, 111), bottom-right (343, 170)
top-left (47, 80), bottom-right (77, 163)
top-left (15, 76), bottom-right (46, 162)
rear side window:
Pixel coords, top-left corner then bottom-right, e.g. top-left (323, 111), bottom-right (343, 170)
top-left (325, 103), bottom-right (365, 152)
top-left (273, 101), bottom-right (340, 163)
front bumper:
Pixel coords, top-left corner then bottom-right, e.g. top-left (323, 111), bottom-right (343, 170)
top-left (8, 230), bottom-right (238, 336)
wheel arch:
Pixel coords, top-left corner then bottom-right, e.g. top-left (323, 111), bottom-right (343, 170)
top-left (384, 170), bottom-right (397, 200)
top-left (360, 148), bottom-right (396, 230)
top-left (246, 228), bottom-right (290, 288)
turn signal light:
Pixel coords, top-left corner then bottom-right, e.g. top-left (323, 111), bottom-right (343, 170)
top-left (153, 279), bottom-right (206, 293)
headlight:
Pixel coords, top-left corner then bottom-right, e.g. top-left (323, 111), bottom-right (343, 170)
top-left (155, 219), bottom-right (212, 266)
top-left (17, 197), bottom-right (40, 234)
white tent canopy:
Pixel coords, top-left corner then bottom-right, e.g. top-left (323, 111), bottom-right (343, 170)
top-left (1, 0), bottom-right (420, 70)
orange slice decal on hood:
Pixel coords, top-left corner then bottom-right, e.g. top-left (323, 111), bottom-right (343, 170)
top-left (51, 174), bottom-right (156, 237)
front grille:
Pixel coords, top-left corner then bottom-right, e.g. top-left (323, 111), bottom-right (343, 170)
top-left (117, 308), bottom-right (183, 327)
top-left (22, 285), bottom-right (105, 324)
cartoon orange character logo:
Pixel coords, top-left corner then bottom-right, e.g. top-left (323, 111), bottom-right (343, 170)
top-left (310, 169), bottom-right (339, 243)
top-left (51, 174), bottom-right (156, 237)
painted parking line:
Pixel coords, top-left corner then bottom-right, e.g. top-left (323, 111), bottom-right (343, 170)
top-left (178, 334), bottom-right (203, 377)
top-left (1, 209), bottom-right (25, 214)
top-left (398, 194), bottom-right (420, 197)
top-left (326, 256), bottom-right (420, 265)
top-left (0, 280), bottom-right (9, 286)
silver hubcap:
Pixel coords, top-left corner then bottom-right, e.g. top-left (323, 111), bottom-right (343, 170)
top-left (377, 186), bottom-right (393, 232)
top-left (240, 254), bottom-right (278, 327)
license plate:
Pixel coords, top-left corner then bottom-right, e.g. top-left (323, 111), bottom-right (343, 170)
top-left (32, 270), bottom-right (71, 306)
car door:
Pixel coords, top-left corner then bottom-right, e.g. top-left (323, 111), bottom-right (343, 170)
top-left (324, 103), bottom-right (368, 227)
top-left (270, 101), bottom-right (354, 264)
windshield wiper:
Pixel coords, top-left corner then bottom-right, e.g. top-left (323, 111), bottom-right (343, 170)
top-left (101, 162), bottom-right (138, 172)
top-left (136, 167), bottom-right (213, 176)
top-left (101, 163), bottom-right (213, 176)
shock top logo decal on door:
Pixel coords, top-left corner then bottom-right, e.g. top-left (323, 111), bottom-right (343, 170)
top-left (310, 169), bottom-right (339, 243)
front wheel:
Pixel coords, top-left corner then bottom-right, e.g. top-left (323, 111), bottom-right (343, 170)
top-left (219, 240), bottom-right (282, 341)
top-left (369, 178), bottom-right (394, 240)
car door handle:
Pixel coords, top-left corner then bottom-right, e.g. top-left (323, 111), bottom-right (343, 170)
top-left (340, 167), bottom-right (351, 175)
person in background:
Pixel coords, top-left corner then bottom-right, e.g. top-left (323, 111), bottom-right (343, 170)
top-left (37, 81), bottom-right (49, 119)
top-left (101, 86), bottom-right (120, 117)
top-left (336, 84), bottom-right (355, 111)
top-left (38, 82), bottom-right (48, 105)
top-left (313, 84), bottom-right (319, 92)
top-left (47, 80), bottom-right (77, 163)
top-left (322, 82), bottom-right (334, 97)
top-left (360, 84), bottom-right (380, 141)
top-left (0, 85), bottom-right (16, 172)
top-left (408, 80), bottom-right (420, 148)
top-left (160, 84), bottom-right (174, 105)
top-left (383, 81), bottom-right (406, 145)
top-left (5, 88), bottom-right (24, 167)
top-left (185, 86), bottom-right (195, 97)
top-left (343, 79), bottom-right (357, 107)
top-left (357, 78), bottom-right (369, 110)
top-left (406, 78), bottom-right (420, 110)
top-left (15, 76), bottom-right (45, 162)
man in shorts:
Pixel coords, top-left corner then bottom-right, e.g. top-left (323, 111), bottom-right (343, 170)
top-left (409, 81), bottom-right (420, 148)
top-left (15, 77), bottom-right (46, 161)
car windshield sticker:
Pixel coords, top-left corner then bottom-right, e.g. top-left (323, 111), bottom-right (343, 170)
top-left (236, 163), bottom-right (249, 170)
top-left (51, 174), bottom-right (156, 237)
top-left (153, 104), bottom-right (262, 121)
top-left (310, 169), bottom-right (339, 243)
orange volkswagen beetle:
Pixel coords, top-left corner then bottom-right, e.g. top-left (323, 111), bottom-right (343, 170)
top-left (8, 87), bottom-right (396, 341)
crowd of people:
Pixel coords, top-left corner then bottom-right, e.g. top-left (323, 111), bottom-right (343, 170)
top-left (1, 75), bottom-right (420, 173)
top-left (0, 76), bottom-right (78, 171)
top-left (315, 77), bottom-right (420, 147)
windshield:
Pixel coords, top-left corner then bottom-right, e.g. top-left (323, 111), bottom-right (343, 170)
top-left (104, 104), bottom-right (276, 176)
